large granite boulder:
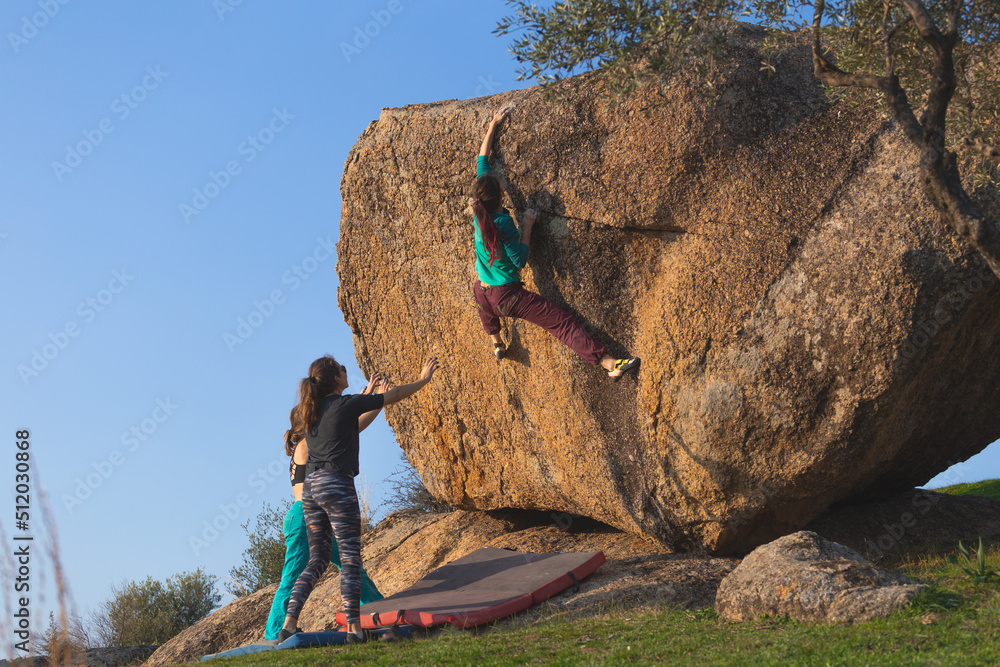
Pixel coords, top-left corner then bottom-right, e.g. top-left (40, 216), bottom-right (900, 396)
top-left (715, 531), bottom-right (924, 623)
top-left (337, 26), bottom-right (1000, 553)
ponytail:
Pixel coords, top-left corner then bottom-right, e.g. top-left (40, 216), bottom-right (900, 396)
top-left (471, 174), bottom-right (504, 267)
top-left (473, 199), bottom-right (502, 267)
top-left (287, 355), bottom-right (341, 452)
top-left (283, 406), bottom-right (302, 457)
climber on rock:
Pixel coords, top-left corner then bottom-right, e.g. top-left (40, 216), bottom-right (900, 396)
top-left (278, 354), bottom-right (439, 644)
top-left (471, 105), bottom-right (639, 381)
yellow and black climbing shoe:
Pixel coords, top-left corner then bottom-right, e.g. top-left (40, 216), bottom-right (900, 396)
top-left (494, 342), bottom-right (506, 361)
top-left (606, 357), bottom-right (640, 382)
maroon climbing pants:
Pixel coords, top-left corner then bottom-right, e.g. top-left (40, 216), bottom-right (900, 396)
top-left (473, 281), bottom-right (607, 366)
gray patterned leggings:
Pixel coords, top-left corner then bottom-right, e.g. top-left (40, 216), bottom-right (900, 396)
top-left (285, 470), bottom-right (363, 624)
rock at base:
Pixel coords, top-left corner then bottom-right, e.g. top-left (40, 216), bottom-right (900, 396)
top-left (714, 531), bottom-right (925, 623)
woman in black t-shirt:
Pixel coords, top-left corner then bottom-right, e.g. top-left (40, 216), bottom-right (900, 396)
top-left (278, 354), bottom-right (438, 644)
top-left (262, 373), bottom-right (386, 642)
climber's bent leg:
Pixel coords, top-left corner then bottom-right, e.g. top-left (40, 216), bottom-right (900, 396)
top-left (509, 288), bottom-right (608, 366)
top-left (473, 281), bottom-right (502, 335)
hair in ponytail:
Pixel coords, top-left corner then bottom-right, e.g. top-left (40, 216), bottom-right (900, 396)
top-left (288, 355), bottom-right (342, 450)
top-left (472, 174), bottom-right (504, 266)
top-left (283, 406), bottom-right (302, 457)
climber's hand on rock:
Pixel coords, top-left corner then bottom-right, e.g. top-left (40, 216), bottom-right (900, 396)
top-left (420, 356), bottom-right (439, 382)
top-left (361, 374), bottom-right (383, 395)
top-left (523, 208), bottom-right (538, 228)
top-left (492, 106), bottom-right (511, 126)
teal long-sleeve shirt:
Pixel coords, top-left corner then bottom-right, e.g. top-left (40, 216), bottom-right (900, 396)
top-left (474, 155), bottom-right (529, 286)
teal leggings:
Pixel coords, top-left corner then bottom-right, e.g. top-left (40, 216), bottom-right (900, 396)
top-left (263, 500), bottom-right (382, 639)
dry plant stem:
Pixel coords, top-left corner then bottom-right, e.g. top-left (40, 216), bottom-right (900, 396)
top-left (812, 0), bottom-right (1000, 280)
top-left (0, 521), bottom-right (18, 662)
top-left (41, 489), bottom-right (74, 665)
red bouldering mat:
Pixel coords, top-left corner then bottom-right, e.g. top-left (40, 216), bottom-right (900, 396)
top-left (337, 547), bottom-right (604, 630)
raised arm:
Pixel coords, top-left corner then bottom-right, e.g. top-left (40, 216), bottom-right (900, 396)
top-left (479, 107), bottom-right (511, 158)
top-left (358, 376), bottom-right (389, 433)
top-left (519, 209), bottom-right (538, 247)
top-left (381, 357), bottom-right (439, 406)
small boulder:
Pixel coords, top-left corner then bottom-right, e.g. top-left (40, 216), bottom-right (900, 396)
top-left (715, 531), bottom-right (925, 623)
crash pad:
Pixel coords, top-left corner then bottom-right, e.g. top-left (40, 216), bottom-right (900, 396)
top-left (200, 626), bottom-right (414, 660)
top-left (338, 546), bottom-right (605, 629)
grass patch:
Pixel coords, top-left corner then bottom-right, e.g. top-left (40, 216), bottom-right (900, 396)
top-left (191, 538), bottom-right (1000, 667)
top-left (933, 478), bottom-right (1000, 500)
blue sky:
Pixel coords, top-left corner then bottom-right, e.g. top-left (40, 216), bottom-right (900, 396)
top-left (0, 0), bottom-right (996, 650)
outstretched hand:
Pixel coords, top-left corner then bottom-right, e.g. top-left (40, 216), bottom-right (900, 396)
top-left (373, 378), bottom-right (390, 394)
top-left (420, 356), bottom-right (439, 382)
top-left (481, 106), bottom-right (513, 158)
top-left (361, 374), bottom-right (383, 395)
top-left (491, 106), bottom-right (511, 126)
top-left (523, 208), bottom-right (539, 227)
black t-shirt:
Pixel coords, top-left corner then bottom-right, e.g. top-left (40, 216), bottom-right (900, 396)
top-left (305, 393), bottom-right (384, 477)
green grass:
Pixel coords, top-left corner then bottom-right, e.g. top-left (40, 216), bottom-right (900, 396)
top-left (191, 535), bottom-right (1000, 667)
top-left (934, 478), bottom-right (1000, 500)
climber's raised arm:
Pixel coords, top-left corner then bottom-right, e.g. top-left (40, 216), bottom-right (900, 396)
top-left (381, 357), bottom-right (439, 406)
top-left (519, 209), bottom-right (537, 248)
top-left (358, 374), bottom-right (389, 432)
top-left (479, 107), bottom-right (510, 158)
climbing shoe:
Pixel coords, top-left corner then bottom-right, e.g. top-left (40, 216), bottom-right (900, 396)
top-left (606, 357), bottom-right (640, 382)
top-left (493, 342), bottom-right (506, 361)
top-left (276, 627), bottom-right (300, 643)
top-left (345, 629), bottom-right (375, 645)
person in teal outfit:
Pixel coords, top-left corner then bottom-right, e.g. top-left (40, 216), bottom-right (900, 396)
top-left (263, 375), bottom-right (386, 641)
top-left (471, 106), bottom-right (640, 380)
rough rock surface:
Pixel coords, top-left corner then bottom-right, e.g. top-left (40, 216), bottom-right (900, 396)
top-left (337, 26), bottom-right (1000, 553)
top-left (144, 584), bottom-right (277, 667)
top-left (715, 530), bottom-right (925, 623)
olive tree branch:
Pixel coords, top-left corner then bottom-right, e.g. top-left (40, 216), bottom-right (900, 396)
top-left (946, 0), bottom-right (962, 38)
top-left (812, 0), bottom-right (884, 89)
top-left (813, 0), bottom-right (1000, 278)
top-left (882, 5), bottom-right (912, 77)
